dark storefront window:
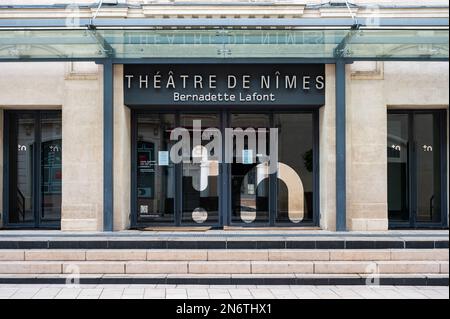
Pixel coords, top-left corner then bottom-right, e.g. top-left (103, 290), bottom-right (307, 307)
top-left (388, 110), bottom-right (447, 228)
top-left (132, 111), bottom-right (318, 228)
top-left (3, 111), bottom-right (62, 228)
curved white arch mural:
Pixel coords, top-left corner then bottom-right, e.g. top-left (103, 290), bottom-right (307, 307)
top-left (240, 162), bottom-right (304, 224)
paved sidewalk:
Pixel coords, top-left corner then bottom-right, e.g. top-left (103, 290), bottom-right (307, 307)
top-left (0, 284), bottom-right (448, 299)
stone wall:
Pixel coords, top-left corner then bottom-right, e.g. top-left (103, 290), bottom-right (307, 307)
top-left (346, 62), bottom-right (449, 230)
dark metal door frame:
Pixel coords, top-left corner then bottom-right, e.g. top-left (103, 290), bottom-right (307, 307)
top-left (388, 109), bottom-right (448, 229)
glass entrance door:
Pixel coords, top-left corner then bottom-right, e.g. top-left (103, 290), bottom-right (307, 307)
top-left (133, 110), bottom-right (318, 228)
top-left (228, 112), bottom-right (317, 227)
top-left (180, 114), bottom-right (220, 226)
top-left (388, 110), bottom-right (447, 228)
top-left (230, 114), bottom-right (271, 225)
top-left (4, 111), bottom-right (62, 228)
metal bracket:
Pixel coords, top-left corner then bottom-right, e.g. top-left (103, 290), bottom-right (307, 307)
top-left (334, 23), bottom-right (361, 58)
top-left (86, 24), bottom-right (114, 58)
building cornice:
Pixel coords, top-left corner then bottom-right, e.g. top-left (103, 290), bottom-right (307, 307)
top-left (0, 3), bottom-right (448, 20)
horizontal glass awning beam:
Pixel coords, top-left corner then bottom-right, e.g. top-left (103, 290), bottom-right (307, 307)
top-left (0, 26), bottom-right (448, 61)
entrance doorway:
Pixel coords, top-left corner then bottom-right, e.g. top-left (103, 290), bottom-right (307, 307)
top-left (132, 110), bottom-right (318, 228)
top-left (3, 111), bottom-right (62, 228)
top-left (387, 110), bottom-right (447, 228)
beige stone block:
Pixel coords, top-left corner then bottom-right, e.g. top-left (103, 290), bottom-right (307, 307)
top-left (147, 250), bottom-right (207, 261)
top-left (251, 261), bottom-right (314, 274)
top-left (188, 261), bottom-right (251, 274)
top-left (314, 261), bottom-right (375, 274)
top-left (330, 250), bottom-right (390, 261)
top-left (268, 250), bottom-right (329, 261)
top-left (86, 250), bottom-right (146, 261)
top-left (25, 250), bottom-right (86, 261)
top-left (0, 250), bottom-right (24, 261)
top-left (440, 262), bottom-right (449, 274)
top-left (0, 262), bottom-right (62, 274)
top-left (63, 262), bottom-right (125, 274)
top-left (350, 203), bottom-right (387, 217)
top-left (351, 144), bottom-right (386, 163)
top-left (0, 62), bottom-right (65, 106)
top-left (208, 250), bottom-right (268, 261)
top-left (126, 262), bottom-right (188, 274)
top-left (62, 184), bottom-right (102, 209)
top-left (350, 184), bottom-right (387, 205)
top-left (390, 249), bottom-right (449, 261)
top-left (350, 219), bottom-right (388, 231)
top-left (61, 218), bottom-right (98, 231)
top-left (376, 261), bottom-right (440, 274)
top-left (349, 219), bottom-right (367, 231)
top-left (366, 219), bottom-right (389, 231)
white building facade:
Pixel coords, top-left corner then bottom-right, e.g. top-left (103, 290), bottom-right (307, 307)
top-left (0, 0), bottom-right (448, 232)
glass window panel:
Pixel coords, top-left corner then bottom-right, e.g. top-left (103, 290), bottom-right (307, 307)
top-left (230, 114), bottom-right (270, 225)
top-left (275, 113), bottom-right (314, 224)
top-left (137, 114), bottom-right (176, 223)
top-left (387, 114), bottom-right (410, 222)
top-left (180, 113), bottom-right (220, 225)
top-left (12, 113), bottom-right (35, 223)
top-left (414, 113), bottom-right (442, 223)
top-left (40, 113), bottom-right (62, 224)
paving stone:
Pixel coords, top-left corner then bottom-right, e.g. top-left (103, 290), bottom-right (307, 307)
top-left (54, 288), bottom-right (82, 299)
top-left (208, 250), bottom-right (268, 261)
top-left (314, 261), bottom-right (374, 274)
top-left (189, 261), bottom-right (251, 274)
top-left (269, 250), bottom-right (329, 261)
top-left (62, 262), bottom-right (125, 274)
top-left (376, 261), bottom-right (441, 274)
top-left (32, 287), bottom-right (62, 299)
top-left (25, 250), bottom-right (85, 261)
top-left (330, 250), bottom-right (389, 261)
top-left (0, 250), bottom-right (25, 261)
top-left (390, 249), bottom-right (449, 261)
top-left (86, 250), bottom-right (146, 261)
top-left (0, 262), bottom-right (62, 274)
top-left (251, 261), bottom-right (313, 274)
top-left (146, 250), bottom-right (207, 261)
top-left (126, 262), bottom-right (188, 274)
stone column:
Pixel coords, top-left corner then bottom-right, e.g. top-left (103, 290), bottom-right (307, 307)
top-left (346, 62), bottom-right (388, 231)
top-left (61, 63), bottom-right (103, 231)
top-left (319, 64), bottom-right (337, 230)
top-left (113, 64), bottom-right (131, 231)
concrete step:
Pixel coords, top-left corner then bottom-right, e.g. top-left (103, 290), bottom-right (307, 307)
top-left (0, 260), bottom-right (447, 275)
top-left (0, 249), bottom-right (447, 287)
top-left (0, 249), bottom-right (449, 262)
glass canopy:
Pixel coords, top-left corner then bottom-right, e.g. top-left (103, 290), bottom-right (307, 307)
top-left (0, 28), bottom-right (448, 60)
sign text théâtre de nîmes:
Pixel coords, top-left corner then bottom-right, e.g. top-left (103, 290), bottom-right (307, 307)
top-left (124, 64), bottom-right (325, 106)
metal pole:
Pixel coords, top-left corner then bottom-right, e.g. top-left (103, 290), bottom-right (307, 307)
top-left (103, 60), bottom-right (114, 231)
top-left (336, 60), bottom-right (347, 231)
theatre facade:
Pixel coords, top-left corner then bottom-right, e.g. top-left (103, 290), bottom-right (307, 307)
top-left (0, 1), bottom-right (448, 233)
